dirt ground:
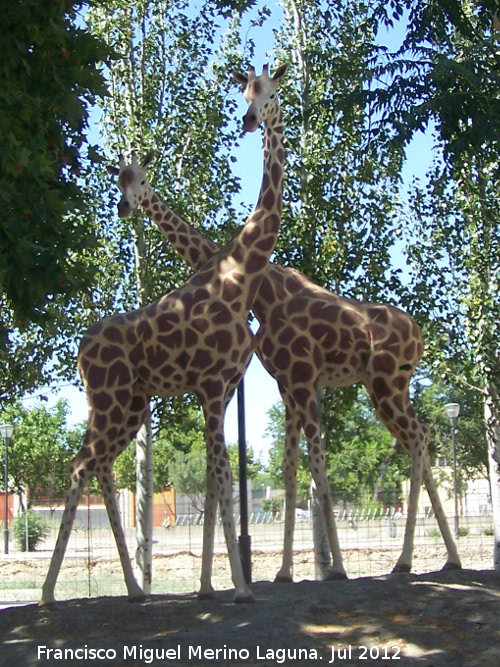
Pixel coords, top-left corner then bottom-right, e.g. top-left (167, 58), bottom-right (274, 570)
top-left (1, 558), bottom-right (500, 666)
top-left (0, 541), bottom-right (493, 596)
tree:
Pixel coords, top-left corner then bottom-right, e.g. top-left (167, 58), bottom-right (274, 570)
top-left (411, 379), bottom-right (488, 481)
top-left (82, 0), bottom-right (254, 423)
top-left (369, 0), bottom-right (500, 567)
top-left (169, 439), bottom-right (261, 517)
top-left (323, 389), bottom-right (405, 506)
top-left (113, 404), bottom-right (206, 492)
top-left (273, 0), bottom-right (404, 301)
top-left (0, 399), bottom-right (84, 511)
top-left (227, 443), bottom-right (263, 482)
top-left (170, 447), bottom-right (207, 517)
top-left (0, 2), bottom-right (111, 402)
top-left (270, 0), bottom-right (409, 574)
top-left (264, 393), bottom-right (409, 507)
top-left (0, 2), bottom-right (108, 333)
top-left (403, 155), bottom-right (500, 560)
top-left (369, 0), bottom-right (500, 166)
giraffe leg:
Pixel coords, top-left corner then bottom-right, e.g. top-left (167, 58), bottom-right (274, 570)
top-left (40, 393), bottom-right (149, 607)
top-left (39, 452), bottom-right (90, 607)
top-left (274, 402), bottom-right (300, 583)
top-left (365, 375), bottom-right (434, 574)
top-left (97, 393), bottom-right (149, 600)
top-left (95, 460), bottom-right (145, 601)
top-left (392, 443), bottom-right (423, 573)
top-left (277, 389), bottom-right (347, 583)
top-left (299, 390), bottom-right (346, 580)
top-left (422, 451), bottom-right (461, 570)
top-left (198, 456), bottom-right (219, 600)
top-left (199, 410), bottom-right (254, 603)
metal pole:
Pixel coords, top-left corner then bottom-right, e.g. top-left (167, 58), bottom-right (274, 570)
top-left (237, 379), bottom-right (251, 584)
top-left (451, 418), bottom-right (459, 537)
top-left (4, 435), bottom-right (8, 555)
top-left (444, 404), bottom-right (460, 539)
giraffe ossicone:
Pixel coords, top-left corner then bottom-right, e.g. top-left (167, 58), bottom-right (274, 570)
top-left (109, 81), bottom-right (461, 581)
top-left (39, 63), bottom-right (287, 607)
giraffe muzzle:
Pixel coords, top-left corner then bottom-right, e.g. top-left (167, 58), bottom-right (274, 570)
top-left (117, 199), bottom-right (132, 218)
top-left (242, 112), bottom-right (259, 133)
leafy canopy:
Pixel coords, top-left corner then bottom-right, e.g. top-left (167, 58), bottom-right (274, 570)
top-left (0, 0), bottom-right (109, 328)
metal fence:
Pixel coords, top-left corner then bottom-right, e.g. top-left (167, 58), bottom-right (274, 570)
top-left (0, 504), bottom-right (495, 605)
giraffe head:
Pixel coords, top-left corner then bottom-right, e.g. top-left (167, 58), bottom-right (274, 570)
top-left (233, 64), bottom-right (287, 132)
top-left (107, 151), bottom-right (155, 218)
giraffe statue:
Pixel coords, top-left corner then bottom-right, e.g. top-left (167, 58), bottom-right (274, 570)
top-left (108, 92), bottom-right (461, 582)
top-left (39, 63), bottom-right (287, 607)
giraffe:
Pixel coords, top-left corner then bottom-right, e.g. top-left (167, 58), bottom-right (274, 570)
top-left (39, 63), bottom-right (287, 607)
top-left (108, 86), bottom-right (461, 583)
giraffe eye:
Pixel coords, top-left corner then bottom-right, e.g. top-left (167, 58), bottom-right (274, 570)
top-left (141, 180), bottom-right (145, 185)
top-left (270, 94), bottom-right (275, 99)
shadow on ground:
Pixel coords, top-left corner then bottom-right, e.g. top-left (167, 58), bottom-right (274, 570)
top-left (1, 569), bottom-right (500, 666)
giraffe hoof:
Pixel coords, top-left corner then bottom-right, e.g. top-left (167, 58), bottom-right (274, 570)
top-left (442, 561), bottom-right (462, 571)
top-left (234, 591), bottom-right (255, 604)
top-left (38, 599), bottom-right (57, 610)
top-left (198, 591), bottom-right (217, 601)
top-left (274, 574), bottom-right (293, 584)
top-left (324, 570), bottom-right (348, 581)
top-left (392, 564), bottom-right (411, 574)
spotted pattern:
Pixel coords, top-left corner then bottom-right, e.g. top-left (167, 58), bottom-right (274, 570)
top-left (253, 270), bottom-right (460, 578)
top-left (99, 79), bottom-right (460, 590)
top-left (112, 176), bottom-right (461, 581)
top-left (39, 66), bottom-right (286, 608)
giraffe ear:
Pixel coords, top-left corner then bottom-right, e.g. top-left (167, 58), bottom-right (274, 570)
top-left (142, 151), bottom-right (155, 168)
top-left (273, 64), bottom-right (288, 81)
top-left (233, 71), bottom-right (248, 87)
top-left (107, 165), bottom-right (120, 176)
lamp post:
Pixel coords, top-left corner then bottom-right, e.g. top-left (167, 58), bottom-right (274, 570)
top-left (0, 424), bottom-right (14, 554)
top-left (444, 403), bottom-right (460, 538)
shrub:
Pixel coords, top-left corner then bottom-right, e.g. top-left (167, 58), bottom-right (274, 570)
top-left (427, 528), bottom-right (441, 540)
top-left (262, 498), bottom-right (282, 515)
top-left (12, 511), bottom-right (49, 552)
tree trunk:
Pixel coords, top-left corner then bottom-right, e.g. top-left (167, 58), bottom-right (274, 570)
top-left (135, 406), bottom-right (153, 592)
top-left (311, 479), bottom-right (332, 580)
top-left (484, 385), bottom-right (500, 570)
top-left (132, 198), bottom-right (155, 591)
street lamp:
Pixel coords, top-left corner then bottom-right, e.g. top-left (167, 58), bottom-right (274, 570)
top-left (0, 424), bottom-right (14, 554)
top-left (444, 403), bottom-right (460, 537)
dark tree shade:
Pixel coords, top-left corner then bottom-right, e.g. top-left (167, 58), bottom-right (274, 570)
top-left (0, 0), bottom-right (109, 329)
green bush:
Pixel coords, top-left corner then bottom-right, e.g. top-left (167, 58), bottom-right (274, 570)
top-left (261, 498), bottom-right (282, 515)
top-left (427, 528), bottom-right (441, 540)
top-left (12, 511), bottom-right (49, 552)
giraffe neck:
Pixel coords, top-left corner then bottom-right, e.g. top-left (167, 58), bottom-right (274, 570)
top-left (220, 108), bottom-right (284, 312)
top-left (141, 190), bottom-right (219, 271)
top-left (138, 109), bottom-right (284, 317)
top-left (255, 110), bottom-right (284, 218)
top-left (141, 182), bottom-right (286, 322)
